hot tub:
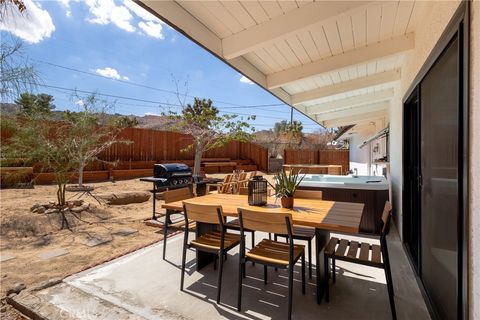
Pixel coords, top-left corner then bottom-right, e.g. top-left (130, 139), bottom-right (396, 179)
top-left (299, 174), bottom-right (389, 234)
top-left (300, 174), bottom-right (388, 190)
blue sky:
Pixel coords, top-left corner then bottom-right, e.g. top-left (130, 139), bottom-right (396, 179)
top-left (1, 0), bottom-right (322, 132)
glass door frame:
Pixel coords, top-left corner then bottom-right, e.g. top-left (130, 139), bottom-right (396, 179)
top-left (401, 2), bottom-right (469, 319)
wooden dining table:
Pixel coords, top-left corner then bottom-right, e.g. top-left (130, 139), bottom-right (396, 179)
top-left (162, 193), bottom-right (364, 303)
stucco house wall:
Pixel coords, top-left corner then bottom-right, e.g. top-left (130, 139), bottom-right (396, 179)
top-left (388, 1), bottom-right (478, 317)
top-left (388, 0), bottom-right (461, 237)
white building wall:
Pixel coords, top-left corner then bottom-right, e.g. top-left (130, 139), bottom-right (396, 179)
top-left (347, 120), bottom-right (387, 176)
top-left (388, 1), bottom-right (479, 317)
top-left (388, 0), bottom-right (461, 236)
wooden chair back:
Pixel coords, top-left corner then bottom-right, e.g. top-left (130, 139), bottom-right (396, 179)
top-left (183, 202), bottom-right (223, 225)
top-left (237, 172), bottom-right (249, 189)
top-left (237, 208), bottom-right (292, 236)
top-left (294, 190), bottom-right (323, 199)
top-left (218, 174), bottom-right (234, 194)
top-left (380, 201), bottom-right (392, 236)
top-left (238, 186), bottom-right (249, 195)
top-left (164, 187), bottom-right (193, 204)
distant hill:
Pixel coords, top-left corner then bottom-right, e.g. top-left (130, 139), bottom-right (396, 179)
top-left (0, 103), bottom-right (20, 115)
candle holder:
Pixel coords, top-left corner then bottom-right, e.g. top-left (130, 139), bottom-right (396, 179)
top-left (248, 175), bottom-right (267, 206)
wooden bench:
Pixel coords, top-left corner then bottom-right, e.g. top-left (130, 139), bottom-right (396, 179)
top-left (201, 158), bottom-right (230, 162)
top-left (203, 162), bottom-right (237, 167)
top-left (203, 162), bottom-right (237, 174)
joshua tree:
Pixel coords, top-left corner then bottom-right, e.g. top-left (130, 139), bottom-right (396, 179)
top-left (163, 98), bottom-right (254, 175)
top-left (287, 120), bottom-right (304, 139)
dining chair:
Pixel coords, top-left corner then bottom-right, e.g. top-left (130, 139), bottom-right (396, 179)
top-left (224, 186), bottom-right (256, 251)
top-left (162, 187), bottom-right (194, 259)
top-left (181, 202), bottom-right (241, 304)
top-left (274, 190), bottom-right (323, 278)
top-left (237, 208), bottom-right (306, 320)
top-left (323, 202), bottom-right (396, 319)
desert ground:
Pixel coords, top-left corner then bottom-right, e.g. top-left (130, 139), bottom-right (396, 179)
top-left (0, 173), bottom-right (274, 318)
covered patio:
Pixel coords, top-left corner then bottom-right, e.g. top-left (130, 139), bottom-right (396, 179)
top-left (7, 1), bottom-right (478, 320)
top-left (14, 227), bottom-right (429, 319)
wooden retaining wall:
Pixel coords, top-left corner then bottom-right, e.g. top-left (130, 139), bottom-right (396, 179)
top-left (283, 149), bottom-right (350, 173)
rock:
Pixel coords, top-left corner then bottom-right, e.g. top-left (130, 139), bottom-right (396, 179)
top-left (72, 200), bottom-right (84, 206)
top-left (99, 192), bottom-right (151, 205)
top-left (0, 306), bottom-right (6, 313)
top-left (44, 208), bottom-right (58, 214)
top-left (34, 206), bottom-right (46, 214)
top-left (71, 206), bottom-right (84, 213)
top-left (30, 204), bottom-right (41, 212)
top-left (8, 293), bottom-right (17, 299)
top-left (6, 283), bottom-right (26, 295)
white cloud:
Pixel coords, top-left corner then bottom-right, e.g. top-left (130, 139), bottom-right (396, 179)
top-left (75, 99), bottom-right (84, 106)
top-left (138, 21), bottom-right (164, 39)
top-left (85, 0), bottom-right (135, 32)
top-left (0, 0), bottom-right (55, 44)
top-left (123, 0), bottom-right (163, 23)
top-left (58, 0), bottom-right (72, 17)
top-left (240, 75), bottom-right (254, 84)
top-left (94, 67), bottom-right (129, 81)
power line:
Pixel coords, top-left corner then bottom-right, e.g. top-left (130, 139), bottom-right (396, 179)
top-left (34, 59), bottom-right (285, 109)
top-left (33, 83), bottom-right (293, 120)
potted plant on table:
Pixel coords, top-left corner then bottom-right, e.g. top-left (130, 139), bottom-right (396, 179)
top-left (273, 170), bottom-right (305, 209)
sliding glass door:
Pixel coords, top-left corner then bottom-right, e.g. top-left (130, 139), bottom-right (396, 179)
top-left (403, 5), bottom-right (467, 317)
top-left (420, 35), bottom-right (459, 320)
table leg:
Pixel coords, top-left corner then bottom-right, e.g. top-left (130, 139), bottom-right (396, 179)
top-left (152, 183), bottom-right (157, 220)
top-left (315, 229), bottom-right (329, 304)
top-left (196, 222), bottom-right (218, 271)
top-left (162, 209), bottom-right (172, 259)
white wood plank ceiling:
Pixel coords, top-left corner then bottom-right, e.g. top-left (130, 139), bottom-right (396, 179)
top-left (138, 0), bottom-right (422, 128)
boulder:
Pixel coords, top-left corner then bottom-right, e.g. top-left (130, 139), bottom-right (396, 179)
top-left (6, 283), bottom-right (26, 295)
top-left (100, 192), bottom-right (151, 205)
top-left (73, 199), bottom-right (84, 206)
top-left (71, 206), bottom-right (84, 213)
top-left (35, 206), bottom-right (46, 214)
top-left (44, 208), bottom-right (58, 214)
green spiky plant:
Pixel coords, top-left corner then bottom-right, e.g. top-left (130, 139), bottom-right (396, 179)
top-left (272, 169), bottom-right (305, 198)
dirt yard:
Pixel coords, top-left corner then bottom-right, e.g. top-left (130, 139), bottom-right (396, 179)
top-left (0, 173), bottom-right (276, 318)
top-left (0, 174), bottom-right (275, 296)
top-left (0, 178), bottom-right (177, 299)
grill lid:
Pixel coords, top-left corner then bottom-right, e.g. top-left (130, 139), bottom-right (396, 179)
top-left (154, 163), bottom-right (192, 178)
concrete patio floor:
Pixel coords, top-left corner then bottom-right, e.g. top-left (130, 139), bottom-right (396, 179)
top-left (13, 223), bottom-right (430, 320)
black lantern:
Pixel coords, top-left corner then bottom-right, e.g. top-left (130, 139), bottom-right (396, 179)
top-left (248, 175), bottom-right (268, 206)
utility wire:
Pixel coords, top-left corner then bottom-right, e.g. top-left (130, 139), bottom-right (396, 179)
top-left (33, 59), bottom-right (285, 109)
top-left (35, 83), bottom-right (293, 120)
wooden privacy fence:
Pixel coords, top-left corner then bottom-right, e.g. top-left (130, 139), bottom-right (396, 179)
top-left (283, 149), bottom-right (349, 173)
top-left (98, 128), bottom-right (268, 171)
top-left (1, 127), bottom-right (268, 176)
